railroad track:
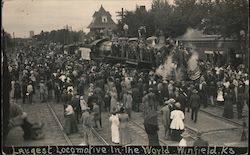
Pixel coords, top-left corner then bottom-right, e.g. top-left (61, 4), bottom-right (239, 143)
top-left (47, 103), bottom-right (109, 146)
top-left (212, 104), bottom-right (248, 115)
top-left (47, 103), bottom-right (73, 145)
top-left (130, 116), bottom-right (198, 146)
top-left (199, 109), bottom-right (245, 127)
top-left (199, 103), bottom-right (249, 127)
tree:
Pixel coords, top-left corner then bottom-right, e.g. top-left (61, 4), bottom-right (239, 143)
top-left (33, 29), bottom-right (86, 44)
top-left (200, 0), bottom-right (249, 65)
top-left (170, 0), bottom-right (207, 37)
top-left (201, 0), bottom-right (248, 38)
top-left (1, 31), bottom-right (13, 48)
top-left (151, 0), bottom-right (174, 37)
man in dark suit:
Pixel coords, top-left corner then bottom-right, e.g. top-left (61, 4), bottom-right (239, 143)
top-left (198, 77), bottom-right (208, 108)
top-left (147, 88), bottom-right (157, 111)
top-left (177, 90), bottom-right (187, 114)
top-left (71, 94), bottom-right (81, 124)
top-left (144, 110), bottom-right (160, 146)
top-left (190, 89), bottom-right (201, 123)
top-left (132, 85), bottom-right (141, 112)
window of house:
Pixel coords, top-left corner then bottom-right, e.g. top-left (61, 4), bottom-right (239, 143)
top-left (102, 16), bottom-right (107, 23)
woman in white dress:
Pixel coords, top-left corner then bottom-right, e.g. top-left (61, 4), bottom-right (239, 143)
top-left (216, 87), bottom-right (224, 106)
top-left (109, 110), bottom-right (120, 144)
top-left (170, 102), bottom-right (185, 141)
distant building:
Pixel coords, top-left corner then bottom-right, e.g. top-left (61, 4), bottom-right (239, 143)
top-left (88, 5), bottom-right (117, 38)
top-left (139, 5), bottom-right (146, 11)
top-left (29, 31), bottom-right (34, 38)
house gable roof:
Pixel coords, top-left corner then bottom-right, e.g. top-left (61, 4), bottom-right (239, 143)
top-left (88, 5), bottom-right (117, 29)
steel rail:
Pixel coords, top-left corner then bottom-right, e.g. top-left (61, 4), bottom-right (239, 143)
top-left (47, 103), bottom-right (73, 145)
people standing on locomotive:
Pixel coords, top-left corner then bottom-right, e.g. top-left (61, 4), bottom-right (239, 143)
top-left (125, 40), bottom-right (130, 59)
top-left (139, 41), bottom-right (144, 61)
top-left (111, 41), bottom-right (117, 57)
top-left (121, 40), bottom-right (126, 58)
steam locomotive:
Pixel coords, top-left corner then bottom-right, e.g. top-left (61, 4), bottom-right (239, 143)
top-left (88, 36), bottom-right (200, 79)
top-left (88, 37), bottom-right (156, 68)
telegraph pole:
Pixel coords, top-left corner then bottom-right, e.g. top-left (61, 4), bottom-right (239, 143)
top-left (116, 8), bottom-right (124, 24)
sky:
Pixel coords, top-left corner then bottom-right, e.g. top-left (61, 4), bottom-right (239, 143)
top-left (2, 0), bottom-right (159, 38)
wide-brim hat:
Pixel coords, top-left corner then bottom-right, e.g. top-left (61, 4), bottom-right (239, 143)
top-left (193, 89), bottom-right (198, 93)
top-left (164, 100), bottom-right (170, 105)
top-left (163, 80), bottom-right (168, 83)
top-left (82, 106), bottom-right (90, 111)
top-left (149, 88), bottom-right (153, 92)
top-left (165, 98), bottom-right (175, 105)
top-left (127, 90), bottom-right (132, 94)
top-left (175, 102), bottom-right (181, 108)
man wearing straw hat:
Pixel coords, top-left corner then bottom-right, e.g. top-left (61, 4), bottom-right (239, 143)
top-left (160, 98), bottom-right (174, 140)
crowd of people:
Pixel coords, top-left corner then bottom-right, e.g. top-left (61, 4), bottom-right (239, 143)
top-left (6, 39), bottom-right (249, 145)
